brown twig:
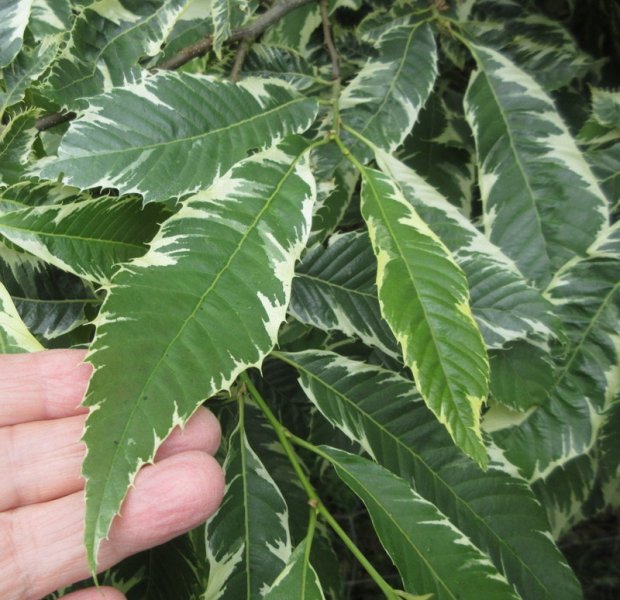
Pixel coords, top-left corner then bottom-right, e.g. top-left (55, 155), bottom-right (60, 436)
top-left (230, 37), bottom-right (255, 82)
top-left (35, 0), bottom-right (315, 131)
top-left (319, 0), bottom-right (340, 80)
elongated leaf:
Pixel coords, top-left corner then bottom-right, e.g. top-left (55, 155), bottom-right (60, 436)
top-left (205, 406), bottom-right (291, 599)
top-left (487, 225), bottom-right (620, 533)
top-left (0, 0), bottom-right (33, 67)
top-left (81, 137), bottom-right (316, 573)
top-left (0, 241), bottom-right (98, 340)
top-left (320, 447), bottom-right (516, 599)
top-left (262, 3), bottom-right (321, 56)
top-left (464, 44), bottom-right (608, 286)
top-left (242, 44), bottom-right (321, 90)
top-left (36, 73), bottom-right (318, 202)
top-left (278, 350), bottom-right (582, 599)
top-left (0, 197), bottom-right (168, 284)
top-left (340, 19), bottom-right (437, 162)
top-left (263, 538), bottom-right (325, 600)
top-left (212, 0), bottom-right (256, 58)
top-left (360, 165), bottom-right (489, 467)
top-left (290, 231), bottom-right (399, 357)
top-left (41, 0), bottom-right (191, 109)
top-left (0, 279), bottom-right (43, 353)
top-left (587, 142), bottom-right (620, 212)
top-left (0, 110), bottom-right (38, 186)
top-left (0, 37), bottom-right (60, 116)
top-left (376, 150), bottom-right (560, 349)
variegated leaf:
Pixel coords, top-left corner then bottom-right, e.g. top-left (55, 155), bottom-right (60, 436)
top-left (0, 279), bottom-right (44, 353)
top-left (360, 165), bottom-right (489, 468)
top-left (290, 231), bottom-right (399, 358)
top-left (204, 405), bottom-right (291, 599)
top-left (41, 0), bottom-right (192, 109)
top-left (339, 19), bottom-right (437, 162)
top-left (81, 137), bottom-right (316, 573)
top-left (376, 149), bottom-right (560, 349)
top-left (35, 73), bottom-right (318, 203)
top-left (211, 0), bottom-right (257, 58)
top-left (0, 241), bottom-right (98, 340)
top-left (0, 37), bottom-right (60, 116)
top-left (262, 3), bottom-right (321, 56)
top-left (320, 447), bottom-right (517, 599)
top-left (0, 0), bottom-right (33, 67)
top-left (486, 223), bottom-right (620, 535)
top-left (263, 538), bottom-right (325, 600)
top-left (278, 350), bottom-right (582, 599)
top-left (0, 110), bottom-right (38, 186)
top-left (29, 0), bottom-right (72, 39)
top-left (587, 142), bottom-right (620, 213)
top-left (464, 44), bottom-right (608, 287)
top-left (0, 196), bottom-right (167, 284)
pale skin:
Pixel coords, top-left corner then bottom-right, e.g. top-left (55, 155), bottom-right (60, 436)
top-left (0, 349), bottom-right (225, 600)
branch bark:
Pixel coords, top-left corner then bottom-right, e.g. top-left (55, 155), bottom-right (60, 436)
top-left (36, 0), bottom-right (316, 131)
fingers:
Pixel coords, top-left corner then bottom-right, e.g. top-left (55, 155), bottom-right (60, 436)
top-left (0, 451), bottom-right (225, 600)
top-left (61, 587), bottom-right (126, 600)
top-left (0, 407), bottom-right (221, 511)
top-left (0, 350), bottom-right (91, 427)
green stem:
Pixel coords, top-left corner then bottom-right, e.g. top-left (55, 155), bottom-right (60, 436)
top-left (240, 372), bottom-right (400, 600)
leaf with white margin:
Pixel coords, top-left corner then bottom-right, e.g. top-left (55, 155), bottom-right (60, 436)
top-left (339, 18), bottom-right (437, 162)
top-left (290, 231), bottom-right (399, 358)
top-left (28, 0), bottom-right (72, 39)
top-left (263, 538), bottom-right (325, 600)
top-left (376, 149), bottom-right (561, 349)
top-left (319, 446), bottom-right (517, 599)
top-left (81, 136), bottom-right (316, 574)
top-left (464, 43), bottom-right (608, 287)
top-left (41, 0), bottom-right (192, 109)
top-left (204, 404), bottom-right (291, 600)
top-left (0, 0), bottom-right (33, 67)
top-left (360, 165), bottom-right (489, 468)
top-left (35, 73), bottom-right (318, 203)
top-left (0, 279), bottom-right (44, 353)
top-left (486, 223), bottom-right (620, 532)
top-left (278, 349), bottom-right (582, 599)
top-left (0, 241), bottom-right (98, 340)
top-left (0, 37), bottom-right (60, 116)
top-left (587, 142), bottom-right (620, 213)
top-left (211, 0), bottom-right (257, 58)
top-left (0, 197), bottom-right (168, 284)
top-left (0, 110), bottom-right (38, 186)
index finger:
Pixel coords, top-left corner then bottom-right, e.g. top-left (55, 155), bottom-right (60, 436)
top-left (0, 349), bottom-right (91, 426)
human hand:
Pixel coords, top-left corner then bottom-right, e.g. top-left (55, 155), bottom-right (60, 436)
top-left (0, 350), bottom-right (225, 600)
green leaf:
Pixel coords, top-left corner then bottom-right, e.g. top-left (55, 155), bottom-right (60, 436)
top-left (41, 0), bottom-right (192, 109)
top-left (0, 110), bottom-right (38, 186)
top-left (339, 19), bottom-right (437, 161)
top-left (591, 87), bottom-right (620, 130)
top-left (290, 231), bottom-right (399, 358)
top-left (489, 341), bottom-right (555, 411)
top-left (319, 447), bottom-right (517, 599)
top-left (262, 3), bottom-right (321, 56)
top-left (360, 165), bottom-right (489, 468)
top-left (0, 279), bottom-right (44, 353)
top-left (263, 538), bottom-right (325, 600)
top-left (205, 404), bottom-right (292, 599)
top-left (0, 196), bottom-right (168, 284)
top-left (81, 137), bottom-right (316, 573)
top-left (0, 37), bottom-right (60, 117)
top-left (376, 149), bottom-right (560, 349)
top-left (464, 43), bottom-right (608, 286)
top-left (0, 0), bottom-right (33, 67)
top-left (279, 350), bottom-right (582, 599)
top-left (35, 73), bottom-right (318, 202)
top-left (587, 141), bottom-right (620, 213)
